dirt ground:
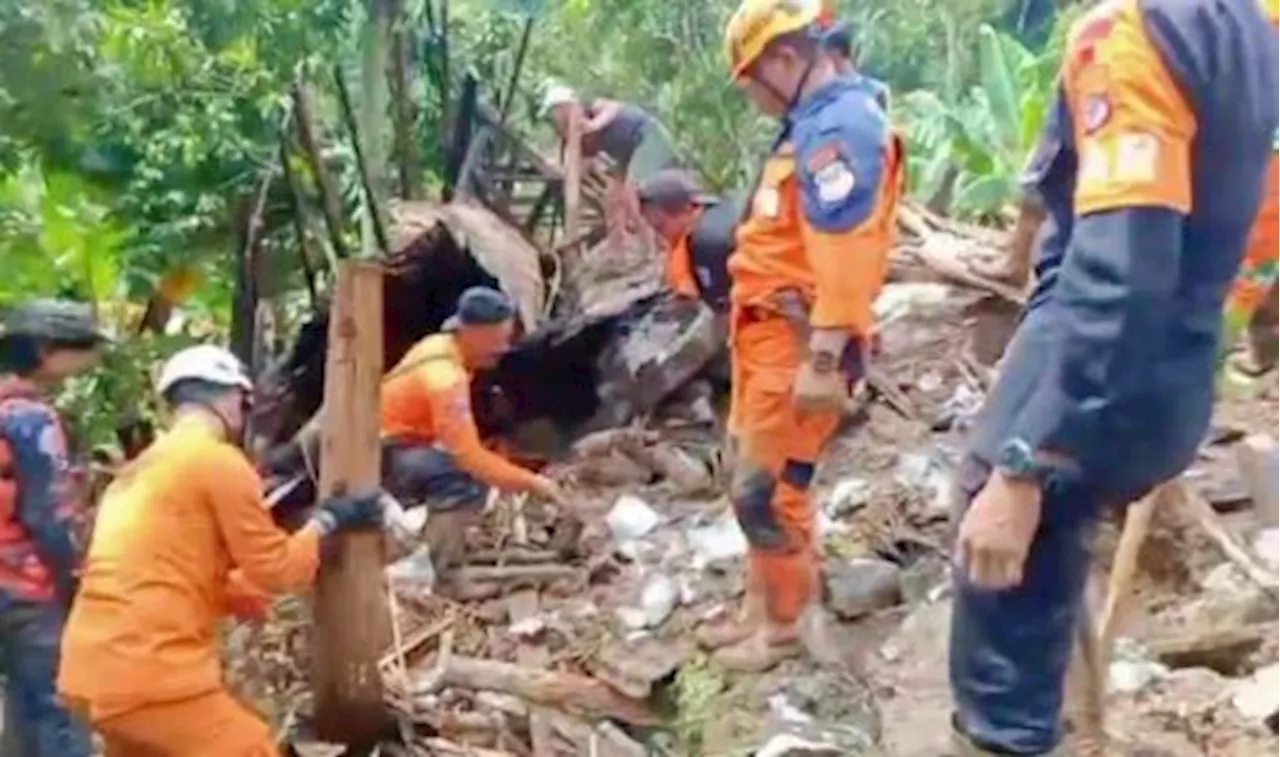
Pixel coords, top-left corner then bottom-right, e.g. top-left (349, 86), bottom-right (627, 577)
top-left (225, 280), bottom-right (1280, 756)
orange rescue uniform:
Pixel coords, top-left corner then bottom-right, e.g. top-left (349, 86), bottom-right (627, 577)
top-left (58, 415), bottom-right (321, 756)
top-left (728, 73), bottom-right (904, 626)
top-left (380, 333), bottom-right (539, 491)
top-left (1225, 153), bottom-right (1279, 332)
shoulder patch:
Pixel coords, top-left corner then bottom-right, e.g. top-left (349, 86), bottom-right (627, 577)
top-left (810, 146), bottom-right (857, 205)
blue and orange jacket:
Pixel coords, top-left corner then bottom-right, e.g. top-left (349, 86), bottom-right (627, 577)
top-left (729, 73), bottom-right (904, 339)
top-left (972, 0), bottom-right (1279, 498)
top-left (0, 378), bottom-right (81, 604)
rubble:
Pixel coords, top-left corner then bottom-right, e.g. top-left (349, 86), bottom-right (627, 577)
top-left (824, 557), bottom-right (904, 621)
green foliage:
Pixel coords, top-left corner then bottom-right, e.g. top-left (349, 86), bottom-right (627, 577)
top-left (897, 18), bottom-right (1069, 219)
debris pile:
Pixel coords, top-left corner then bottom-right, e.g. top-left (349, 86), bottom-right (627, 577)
top-left (224, 201), bottom-right (1279, 756)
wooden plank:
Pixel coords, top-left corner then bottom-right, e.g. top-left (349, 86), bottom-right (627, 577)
top-left (509, 590), bottom-right (554, 756)
top-left (563, 104), bottom-right (583, 247)
top-left (312, 260), bottom-right (392, 744)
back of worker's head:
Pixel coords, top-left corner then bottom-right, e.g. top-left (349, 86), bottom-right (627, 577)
top-left (637, 170), bottom-right (715, 245)
top-left (157, 345), bottom-right (253, 440)
top-left (0, 298), bottom-right (106, 380)
top-left (446, 287), bottom-right (516, 369)
top-left (540, 83), bottom-right (579, 135)
top-left (724, 0), bottom-right (839, 116)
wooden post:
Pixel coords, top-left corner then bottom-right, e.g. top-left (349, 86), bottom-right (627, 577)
top-left (563, 105), bottom-right (583, 247)
top-left (312, 260), bottom-right (392, 744)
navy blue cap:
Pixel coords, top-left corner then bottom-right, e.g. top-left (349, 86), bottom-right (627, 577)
top-left (443, 286), bottom-right (515, 330)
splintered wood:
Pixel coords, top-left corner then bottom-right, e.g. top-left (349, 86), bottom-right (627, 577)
top-left (312, 261), bottom-right (393, 744)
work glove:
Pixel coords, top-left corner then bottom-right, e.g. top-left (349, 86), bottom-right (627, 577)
top-left (793, 329), bottom-right (857, 414)
top-left (310, 489), bottom-right (384, 536)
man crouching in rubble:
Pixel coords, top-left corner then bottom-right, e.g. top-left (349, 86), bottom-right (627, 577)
top-left (708, 0), bottom-right (904, 673)
top-left (379, 287), bottom-right (568, 581)
top-left (637, 169), bottom-right (737, 317)
top-left (947, 0), bottom-right (1277, 754)
top-left (59, 345), bottom-right (381, 755)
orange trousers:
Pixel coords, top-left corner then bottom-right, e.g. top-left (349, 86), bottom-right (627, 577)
top-left (96, 690), bottom-right (277, 757)
top-left (728, 312), bottom-right (840, 626)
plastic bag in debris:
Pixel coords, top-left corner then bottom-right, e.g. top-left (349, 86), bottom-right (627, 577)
top-left (607, 495), bottom-right (662, 542)
top-left (688, 510), bottom-right (748, 569)
top-left (387, 545), bottom-right (436, 593)
top-left (825, 476), bottom-right (871, 518)
top-left (873, 282), bottom-right (952, 326)
top-left (895, 449), bottom-right (953, 514)
top-left (382, 492), bottom-right (428, 550)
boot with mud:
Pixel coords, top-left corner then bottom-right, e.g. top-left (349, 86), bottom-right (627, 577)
top-left (697, 588), bottom-right (763, 650)
top-left (712, 621), bottom-right (802, 674)
top-left (422, 508), bottom-right (499, 601)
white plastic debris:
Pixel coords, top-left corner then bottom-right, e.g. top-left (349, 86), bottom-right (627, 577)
top-left (755, 734), bottom-right (841, 757)
top-left (825, 476), bottom-right (871, 518)
top-left (688, 511), bottom-right (749, 569)
top-left (639, 574), bottom-right (679, 628)
top-left (606, 495), bottom-right (662, 543)
top-left (767, 693), bottom-right (814, 724)
top-left (386, 546), bottom-right (436, 592)
top-left (382, 492), bottom-right (428, 548)
top-left (508, 616), bottom-right (547, 639)
top-left (894, 450), bottom-right (953, 514)
top-left (1232, 663), bottom-right (1280, 720)
top-left (1107, 658), bottom-right (1168, 694)
top-left (615, 606), bottom-right (649, 631)
top-left (1252, 528), bottom-right (1279, 573)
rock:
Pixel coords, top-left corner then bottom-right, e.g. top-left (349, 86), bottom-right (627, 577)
top-left (1232, 663), bottom-right (1280, 722)
top-left (825, 476), bottom-right (871, 518)
top-left (824, 557), bottom-right (903, 620)
top-left (1107, 658), bottom-right (1168, 695)
top-left (1253, 528), bottom-right (1279, 573)
top-left (606, 495), bottom-right (661, 543)
top-left (1236, 434), bottom-right (1279, 526)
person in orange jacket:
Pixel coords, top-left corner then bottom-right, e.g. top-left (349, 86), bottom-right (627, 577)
top-left (1223, 151), bottom-right (1279, 372)
top-left (58, 345), bottom-right (382, 756)
top-left (705, 0), bottom-right (905, 673)
top-left (636, 169), bottom-right (738, 314)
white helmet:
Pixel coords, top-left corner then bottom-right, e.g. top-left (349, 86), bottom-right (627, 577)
top-left (157, 345), bottom-right (253, 397)
top-left (539, 83), bottom-right (577, 116)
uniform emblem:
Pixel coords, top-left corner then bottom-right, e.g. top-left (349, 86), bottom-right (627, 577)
top-left (1114, 132), bottom-right (1159, 182)
top-left (1082, 93), bottom-right (1110, 134)
top-left (808, 142), bottom-right (856, 205)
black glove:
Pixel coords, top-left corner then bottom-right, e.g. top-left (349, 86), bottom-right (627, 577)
top-left (311, 490), bottom-right (384, 535)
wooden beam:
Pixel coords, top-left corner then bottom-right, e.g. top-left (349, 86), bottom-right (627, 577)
top-left (563, 105), bottom-right (583, 246)
top-left (312, 260), bottom-right (392, 745)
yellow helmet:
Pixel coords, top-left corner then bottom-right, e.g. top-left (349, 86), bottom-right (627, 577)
top-left (723, 0), bottom-right (827, 80)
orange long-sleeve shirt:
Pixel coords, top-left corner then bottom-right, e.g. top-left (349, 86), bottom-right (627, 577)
top-left (58, 415), bottom-right (320, 719)
top-left (380, 333), bottom-right (540, 492)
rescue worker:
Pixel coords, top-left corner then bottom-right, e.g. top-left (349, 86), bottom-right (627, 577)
top-left (1223, 150), bottom-right (1279, 373)
top-left (705, 0), bottom-right (904, 672)
top-left (540, 84), bottom-right (682, 236)
top-left (379, 287), bottom-right (567, 582)
top-left (58, 345), bottom-right (382, 756)
top-left (0, 299), bottom-right (102, 756)
top-left (636, 169), bottom-right (738, 314)
top-left (949, 0), bottom-right (1278, 754)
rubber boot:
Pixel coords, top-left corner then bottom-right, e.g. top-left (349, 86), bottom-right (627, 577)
top-left (423, 509), bottom-right (497, 601)
top-left (697, 568), bottom-right (764, 650)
